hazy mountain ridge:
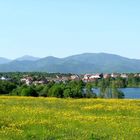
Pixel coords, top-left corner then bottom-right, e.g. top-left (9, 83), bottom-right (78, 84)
top-left (15, 55), bottom-right (40, 61)
top-left (0, 53), bottom-right (140, 73)
top-left (0, 57), bottom-right (11, 64)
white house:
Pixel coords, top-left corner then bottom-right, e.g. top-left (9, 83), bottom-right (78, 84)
top-left (0, 77), bottom-right (8, 81)
top-left (111, 73), bottom-right (120, 78)
top-left (120, 74), bottom-right (128, 78)
top-left (71, 75), bottom-right (80, 81)
top-left (21, 77), bottom-right (33, 85)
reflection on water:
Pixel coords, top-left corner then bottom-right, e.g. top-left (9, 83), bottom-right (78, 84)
top-left (92, 88), bottom-right (140, 99)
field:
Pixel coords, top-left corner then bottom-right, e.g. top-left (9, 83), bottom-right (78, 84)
top-left (0, 97), bottom-right (140, 140)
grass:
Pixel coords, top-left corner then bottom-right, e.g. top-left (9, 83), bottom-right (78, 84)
top-left (0, 96), bottom-right (140, 140)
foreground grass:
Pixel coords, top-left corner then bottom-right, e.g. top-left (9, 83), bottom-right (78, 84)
top-left (0, 97), bottom-right (140, 140)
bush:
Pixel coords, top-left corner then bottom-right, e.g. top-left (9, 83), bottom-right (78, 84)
top-left (0, 81), bottom-right (16, 95)
top-left (48, 85), bottom-right (64, 98)
top-left (21, 87), bottom-right (38, 97)
top-left (63, 88), bottom-right (71, 98)
top-left (39, 86), bottom-right (49, 97)
top-left (11, 86), bottom-right (38, 97)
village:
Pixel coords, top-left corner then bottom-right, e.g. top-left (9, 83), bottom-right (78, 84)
top-left (0, 73), bottom-right (140, 86)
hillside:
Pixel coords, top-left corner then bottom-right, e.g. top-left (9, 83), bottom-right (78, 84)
top-left (0, 53), bottom-right (140, 73)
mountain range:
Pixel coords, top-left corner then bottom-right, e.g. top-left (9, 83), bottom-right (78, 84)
top-left (15, 55), bottom-right (40, 61)
top-left (0, 53), bottom-right (140, 73)
top-left (0, 57), bottom-right (11, 64)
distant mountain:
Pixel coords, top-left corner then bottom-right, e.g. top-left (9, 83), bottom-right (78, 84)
top-left (0, 53), bottom-right (140, 73)
top-left (0, 57), bottom-right (11, 64)
top-left (15, 55), bottom-right (40, 61)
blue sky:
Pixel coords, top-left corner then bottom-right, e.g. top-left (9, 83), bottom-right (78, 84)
top-left (0, 0), bottom-right (140, 59)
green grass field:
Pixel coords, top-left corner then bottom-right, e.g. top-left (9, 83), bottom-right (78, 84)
top-left (0, 96), bottom-right (140, 140)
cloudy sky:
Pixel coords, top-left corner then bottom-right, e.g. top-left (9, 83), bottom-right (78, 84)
top-left (0, 0), bottom-right (140, 59)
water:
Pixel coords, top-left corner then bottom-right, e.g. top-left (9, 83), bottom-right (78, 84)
top-left (120, 88), bottom-right (140, 99)
top-left (92, 88), bottom-right (140, 99)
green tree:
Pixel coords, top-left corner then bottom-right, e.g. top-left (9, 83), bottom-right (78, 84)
top-left (0, 81), bottom-right (16, 95)
top-left (20, 87), bottom-right (38, 97)
top-left (40, 85), bottom-right (50, 97)
top-left (85, 83), bottom-right (97, 98)
top-left (63, 88), bottom-right (71, 98)
top-left (48, 85), bottom-right (63, 98)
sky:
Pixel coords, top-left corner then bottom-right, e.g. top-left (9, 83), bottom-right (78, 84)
top-left (0, 0), bottom-right (140, 59)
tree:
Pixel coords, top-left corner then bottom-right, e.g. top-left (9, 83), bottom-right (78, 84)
top-left (20, 87), bottom-right (38, 97)
top-left (111, 82), bottom-right (125, 99)
top-left (40, 85), bottom-right (50, 97)
top-left (63, 88), bottom-right (71, 98)
top-left (48, 84), bottom-right (63, 98)
top-left (112, 88), bottom-right (125, 99)
top-left (0, 81), bottom-right (16, 95)
top-left (85, 83), bottom-right (97, 98)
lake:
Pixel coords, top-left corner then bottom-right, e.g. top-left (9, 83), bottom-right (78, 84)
top-left (92, 88), bottom-right (140, 99)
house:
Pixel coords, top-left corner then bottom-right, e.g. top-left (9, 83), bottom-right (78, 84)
top-left (134, 73), bottom-right (139, 77)
top-left (120, 74), bottom-right (128, 78)
top-left (83, 74), bottom-right (92, 82)
top-left (33, 80), bottom-right (47, 85)
top-left (89, 73), bottom-right (103, 79)
top-left (103, 74), bottom-right (111, 79)
top-left (21, 77), bottom-right (33, 85)
top-left (83, 73), bottom-right (103, 82)
top-left (61, 76), bottom-right (70, 83)
top-left (0, 76), bottom-right (10, 81)
top-left (0, 76), bottom-right (6, 81)
top-left (47, 77), bottom-right (62, 83)
top-left (71, 75), bottom-right (80, 81)
top-left (111, 73), bottom-right (120, 78)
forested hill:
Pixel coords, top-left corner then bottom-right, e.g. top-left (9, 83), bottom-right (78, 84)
top-left (0, 53), bottom-right (140, 73)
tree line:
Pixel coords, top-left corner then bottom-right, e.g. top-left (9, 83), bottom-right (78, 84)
top-left (0, 80), bottom-right (124, 98)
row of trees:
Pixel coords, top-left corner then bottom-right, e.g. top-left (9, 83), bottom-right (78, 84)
top-left (0, 80), bottom-right (124, 99)
top-left (11, 81), bottom-right (86, 98)
top-left (86, 79), bottom-right (125, 98)
top-left (90, 77), bottom-right (140, 88)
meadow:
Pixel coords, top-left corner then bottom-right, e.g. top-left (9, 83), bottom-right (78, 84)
top-left (0, 96), bottom-right (140, 140)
